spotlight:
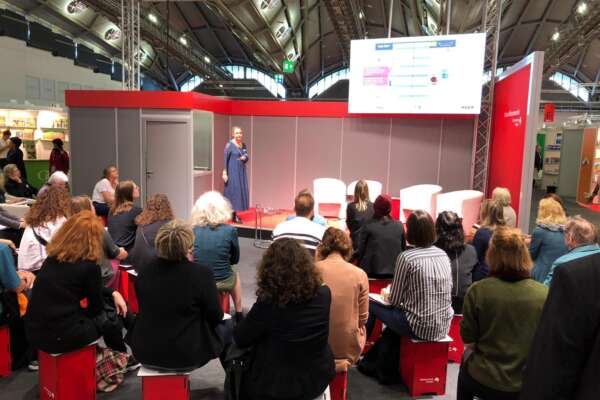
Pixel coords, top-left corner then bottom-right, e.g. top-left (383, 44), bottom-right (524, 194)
top-left (204, 56), bottom-right (211, 63)
top-left (179, 36), bottom-right (188, 46)
top-left (551, 31), bottom-right (560, 41)
top-left (577, 2), bottom-right (588, 14)
top-left (148, 14), bottom-right (158, 24)
top-left (359, 11), bottom-right (364, 19)
top-left (104, 28), bottom-right (121, 41)
top-left (66, 0), bottom-right (87, 14)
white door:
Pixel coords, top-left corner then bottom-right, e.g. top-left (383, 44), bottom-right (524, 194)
top-left (145, 120), bottom-right (192, 218)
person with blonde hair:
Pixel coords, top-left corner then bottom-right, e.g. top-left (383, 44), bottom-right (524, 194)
top-left (18, 186), bottom-right (71, 273)
top-left (472, 200), bottom-right (505, 281)
top-left (3, 163), bottom-right (37, 198)
top-left (529, 198), bottom-right (568, 283)
top-left (25, 211), bottom-right (133, 358)
top-left (346, 180), bottom-right (374, 252)
top-left (130, 193), bottom-right (175, 273)
top-left (191, 191), bottom-right (242, 317)
top-left (107, 180), bottom-right (141, 253)
top-left (131, 220), bottom-right (227, 371)
top-left (459, 227), bottom-right (547, 400)
top-left (315, 227), bottom-right (369, 372)
top-left (222, 126), bottom-right (249, 222)
top-left (543, 216), bottom-right (600, 287)
top-left (92, 165), bottom-right (119, 217)
top-left (491, 187), bottom-right (517, 228)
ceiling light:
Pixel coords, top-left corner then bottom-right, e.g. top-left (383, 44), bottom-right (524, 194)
top-left (551, 31), bottom-right (560, 41)
top-left (219, 84), bottom-right (224, 88)
top-left (359, 11), bottom-right (364, 19)
top-left (179, 36), bottom-right (188, 46)
top-left (104, 28), bottom-right (121, 41)
top-left (148, 13), bottom-right (158, 24)
top-left (66, 0), bottom-right (87, 14)
top-left (204, 56), bottom-right (211, 63)
top-left (577, 2), bottom-right (588, 14)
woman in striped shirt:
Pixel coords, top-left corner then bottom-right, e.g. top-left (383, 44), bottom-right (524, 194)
top-left (366, 210), bottom-right (453, 341)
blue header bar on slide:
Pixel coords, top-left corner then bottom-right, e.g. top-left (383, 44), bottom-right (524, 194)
top-left (375, 39), bottom-right (457, 51)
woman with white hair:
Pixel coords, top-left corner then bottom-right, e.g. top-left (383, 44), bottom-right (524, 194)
top-left (191, 191), bottom-right (242, 318)
top-left (491, 187), bottom-right (517, 228)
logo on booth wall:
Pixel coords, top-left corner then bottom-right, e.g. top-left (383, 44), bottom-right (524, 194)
top-left (504, 109), bottom-right (522, 128)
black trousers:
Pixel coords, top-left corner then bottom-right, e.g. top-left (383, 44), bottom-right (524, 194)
top-left (93, 202), bottom-right (110, 217)
top-left (457, 363), bottom-right (520, 400)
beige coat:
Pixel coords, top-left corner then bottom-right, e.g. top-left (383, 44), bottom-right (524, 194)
top-left (315, 253), bottom-right (369, 371)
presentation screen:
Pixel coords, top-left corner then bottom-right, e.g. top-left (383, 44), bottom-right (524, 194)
top-left (348, 33), bottom-right (486, 115)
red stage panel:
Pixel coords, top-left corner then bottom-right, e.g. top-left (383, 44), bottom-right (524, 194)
top-left (487, 64), bottom-right (532, 218)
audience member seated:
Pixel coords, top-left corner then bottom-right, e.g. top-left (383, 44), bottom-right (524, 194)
top-left (18, 187), bottom-right (70, 274)
top-left (6, 138), bottom-right (28, 183)
top-left (529, 198), bottom-right (568, 283)
top-left (472, 200), bottom-right (505, 281)
top-left (129, 193), bottom-right (174, 273)
top-left (107, 180), bottom-right (142, 254)
top-left (366, 210), bottom-right (452, 341)
top-left (71, 196), bottom-right (127, 286)
top-left (543, 216), bottom-right (600, 287)
top-left (0, 173), bottom-right (24, 245)
top-left (234, 239), bottom-right (335, 400)
top-left (37, 171), bottom-right (69, 197)
top-left (346, 180), bottom-right (374, 254)
top-left (542, 192), bottom-right (567, 215)
top-left (458, 227), bottom-right (547, 400)
top-left (0, 242), bottom-right (35, 369)
top-left (130, 220), bottom-right (228, 372)
top-left (191, 191), bottom-right (242, 317)
top-left (491, 187), bottom-right (516, 228)
top-left (92, 166), bottom-right (119, 217)
top-left (435, 211), bottom-right (477, 314)
top-left (357, 194), bottom-right (406, 278)
top-left (3, 164), bottom-right (37, 199)
top-left (315, 227), bottom-right (369, 372)
top-left (272, 191), bottom-right (326, 254)
top-left (25, 211), bottom-right (135, 362)
top-left (521, 248), bottom-right (600, 399)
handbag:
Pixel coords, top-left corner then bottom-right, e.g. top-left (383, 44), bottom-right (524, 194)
top-left (222, 343), bottom-right (254, 400)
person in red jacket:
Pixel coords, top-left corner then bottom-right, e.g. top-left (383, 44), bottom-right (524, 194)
top-left (49, 138), bottom-right (69, 175)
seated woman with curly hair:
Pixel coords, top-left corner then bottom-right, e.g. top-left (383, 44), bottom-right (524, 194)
top-left (234, 239), bottom-right (335, 400)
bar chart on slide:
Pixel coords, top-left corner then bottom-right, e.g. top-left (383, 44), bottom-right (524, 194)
top-left (349, 33), bottom-right (486, 114)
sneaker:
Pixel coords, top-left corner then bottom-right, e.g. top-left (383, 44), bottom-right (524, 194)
top-left (125, 356), bottom-right (141, 372)
top-left (28, 361), bottom-right (39, 371)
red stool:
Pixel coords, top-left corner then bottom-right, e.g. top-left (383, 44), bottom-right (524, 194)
top-left (219, 291), bottom-right (231, 314)
top-left (448, 315), bottom-right (464, 363)
top-left (39, 344), bottom-right (96, 400)
top-left (139, 367), bottom-right (190, 400)
top-left (118, 266), bottom-right (139, 313)
top-left (0, 325), bottom-right (11, 377)
top-left (391, 197), bottom-right (401, 220)
top-left (329, 371), bottom-right (348, 400)
top-left (363, 279), bottom-right (392, 354)
top-left (400, 335), bottom-right (451, 396)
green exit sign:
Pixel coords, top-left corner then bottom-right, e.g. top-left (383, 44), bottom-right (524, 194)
top-left (282, 60), bottom-right (295, 74)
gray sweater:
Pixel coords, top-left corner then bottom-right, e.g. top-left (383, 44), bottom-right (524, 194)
top-left (0, 207), bottom-right (21, 229)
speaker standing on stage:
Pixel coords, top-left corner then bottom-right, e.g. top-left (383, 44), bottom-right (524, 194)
top-left (222, 126), bottom-right (249, 223)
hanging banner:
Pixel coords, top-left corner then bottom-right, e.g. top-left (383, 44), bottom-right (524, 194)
top-left (543, 103), bottom-right (555, 122)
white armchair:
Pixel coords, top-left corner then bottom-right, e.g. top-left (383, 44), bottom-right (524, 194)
top-left (436, 190), bottom-right (484, 235)
top-left (313, 178), bottom-right (347, 219)
top-left (399, 184), bottom-right (442, 222)
top-left (346, 180), bottom-right (383, 202)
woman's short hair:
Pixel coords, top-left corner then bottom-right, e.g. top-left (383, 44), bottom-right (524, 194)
top-left (191, 191), bottom-right (232, 227)
top-left (103, 165), bottom-right (117, 179)
top-left (481, 200), bottom-right (505, 228)
top-left (565, 216), bottom-right (598, 246)
top-left (136, 194), bottom-right (175, 226)
top-left (47, 211), bottom-right (103, 264)
top-left (3, 164), bottom-right (19, 178)
top-left (52, 138), bottom-right (64, 148)
top-left (317, 227), bottom-right (353, 261)
top-left (257, 238), bottom-right (322, 307)
top-left (111, 180), bottom-right (136, 215)
top-left (486, 227), bottom-right (532, 281)
top-left (155, 220), bottom-right (195, 261)
top-left (542, 193), bottom-right (567, 214)
top-left (435, 211), bottom-right (466, 256)
top-left (406, 210), bottom-right (436, 248)
top-left (353, 180), bottom-right (370, 212)
top-left (491, 187), bottom-right (511, 207)
top-left (25, 186), bottom-right (71, 227)
top-left (536, 198), bottom-right (567, 226)
top-left (71, 195), bottom-right (94, 214)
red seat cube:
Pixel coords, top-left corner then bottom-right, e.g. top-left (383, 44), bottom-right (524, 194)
top-left (399, 336), bottom-right (450, 396)
top-left (0, 325), bottom-right (11, 377)
top-left (448, 315), bottom-right (464, 363)
top-left (329, 371), bottom-right (348, 400)
top-left (139, 367), bottom-right (190, 400)
top-left (39, 344), bottom-right (96, 400)
top-left (118, 266), bottom-right (139, 313)
top-left (219, 292), bottom-right (231, 314)
top-left (363, 279), bottom-right (392, 354)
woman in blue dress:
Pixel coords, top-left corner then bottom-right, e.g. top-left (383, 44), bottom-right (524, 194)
top-left (222, 126), bottom-right (249, 222)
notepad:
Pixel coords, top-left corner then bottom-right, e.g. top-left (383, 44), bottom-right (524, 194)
top-left (369, 293), bottom-right (391, 306)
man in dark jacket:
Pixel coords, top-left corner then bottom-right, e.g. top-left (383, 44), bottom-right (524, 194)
top-left (521, 252), bottom-right (600, 399)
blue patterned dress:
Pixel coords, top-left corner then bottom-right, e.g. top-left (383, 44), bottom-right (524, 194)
top-left (223, 140), bottom-right (249, 211)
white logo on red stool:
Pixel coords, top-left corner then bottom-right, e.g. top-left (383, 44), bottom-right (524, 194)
top-left (418, 377), bottom-right (441, 383)
top-left (43, 386), bottom-right (56, 399)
